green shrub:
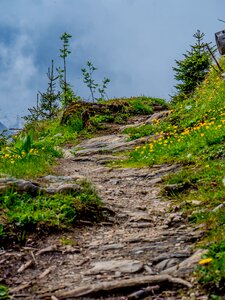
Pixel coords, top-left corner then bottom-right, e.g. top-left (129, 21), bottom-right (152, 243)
top-left (66, 115), bottom-right (84, 132)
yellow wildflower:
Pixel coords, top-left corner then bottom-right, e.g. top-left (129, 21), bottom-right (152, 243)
top-left (199, 258), bottom-right (212, 265)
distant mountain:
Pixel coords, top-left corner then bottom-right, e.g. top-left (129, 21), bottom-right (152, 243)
top-left (0, 121), bottom-right (7, 131)
top-left (0, 121), bottom-right (9, 136)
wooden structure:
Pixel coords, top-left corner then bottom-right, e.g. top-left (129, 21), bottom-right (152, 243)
top-left (215, 30), bottom-right (225, 55)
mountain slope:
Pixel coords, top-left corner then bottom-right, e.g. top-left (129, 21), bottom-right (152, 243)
top-left (123, 56), bottom-right (225, 295)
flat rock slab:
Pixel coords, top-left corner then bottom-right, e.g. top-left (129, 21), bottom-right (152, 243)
top-left (0, 177), bottom-right (83, 196)
top-left (41, 175), bottom-right (77, 182)
top-left (99, 243), bottom-right (125, 251)
top-left (85, 259), bottom-right (143, 274)
top-left (120, 111), bottom-right (169, 131)
top-left (0, 178), bottom-right (40, 196)
top-left (161, 249), bottom-right (207, 277)
top-left (72, 134), bottom-right (150, 155)
top-left (45, 183), bottom-right (82, 195)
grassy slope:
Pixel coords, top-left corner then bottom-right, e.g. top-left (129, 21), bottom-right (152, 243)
top-left (123, 57), bottom-right (225, 295)
top-left (1, 63), bottom-right (224, 295)
top-left (0, 96), bottom-right (166, 247)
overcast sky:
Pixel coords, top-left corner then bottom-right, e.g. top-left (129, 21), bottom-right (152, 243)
top-left (0, 0), bottom-right (224, 126)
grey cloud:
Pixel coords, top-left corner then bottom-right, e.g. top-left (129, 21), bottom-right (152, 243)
top-left (0, 0), bottom-right (224, 126)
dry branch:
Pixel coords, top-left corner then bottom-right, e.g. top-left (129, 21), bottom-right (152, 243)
top-left (54, 274), bottom-right (192, 299)
top-left (31, 251), bottom-right (38, 265)
top-left (17, 259), bottom-right (34, 273)
top-left (36, 245), bottom-right (59, 256)
top-left (10, 282), bottom-right (32, 293)
top-left (39, 266), bottom-right (56, 279)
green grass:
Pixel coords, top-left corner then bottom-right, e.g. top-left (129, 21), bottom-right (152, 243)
top-left (122, 58), bottom-right (225, 167)
top-left (0, 180), bottom-right (101, 245)
top-left (197, 241), bottom-right (225, 295)
top-left (117, 57), bottom-right (225, 294)
top-left (0, 285), bottom-right (10, 300)
top-left (26, 116), bottom-right (83, 147)
top-left (0, 113), bottom-right (86, 178)
top-left (0, 131), bottom-right (61, 179)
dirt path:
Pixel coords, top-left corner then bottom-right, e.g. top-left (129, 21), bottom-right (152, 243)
top-left (2, 117), bottom-right (207, 300)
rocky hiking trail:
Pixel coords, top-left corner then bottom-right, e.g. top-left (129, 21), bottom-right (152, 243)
top-left (1, 114), bottom-right (207, 300)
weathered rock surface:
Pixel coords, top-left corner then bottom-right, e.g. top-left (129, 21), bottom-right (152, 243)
top-left (161, 249), bottom-right (208, 277)
top-left (45, 183), bottom-right (82, 194)
top-left (0, 176), bottom-right (83, 196)
top-left (120, 110), bottom-right (169, 131)
top-left (0, 178), bottom-right (40, 196)
top-left (85, 259), bottom-right (143, 274)
top-left (72, 134), bottom-right (151, 155)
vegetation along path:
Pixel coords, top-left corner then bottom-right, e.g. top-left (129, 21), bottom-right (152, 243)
top-left (2, 114), bottom-right (208, 300)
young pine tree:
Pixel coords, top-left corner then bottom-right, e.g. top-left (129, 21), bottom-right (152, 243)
top-left (58, 32), bottom-right (75, 106)
top-left (38, 60), bottom-right (60, 119)
top-left (23, 93), bottom-right (41, 122)
top-left (24, 60), bottom-right (60, 122)
top-left (172, 30), bottom-right (212, 102)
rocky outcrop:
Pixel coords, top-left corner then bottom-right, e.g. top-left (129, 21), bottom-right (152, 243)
top-left (61, 98), bottom-right (168, 127)
top-left (0, 175), bottom-right (83, 196)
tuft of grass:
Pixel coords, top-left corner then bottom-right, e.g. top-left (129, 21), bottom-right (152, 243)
top-left (0, 285), bottom-right (10, 300)
top-left (197, 240), bottom-right (225, 294)
top-left (0, 180), bottom-right (101, 245)
top-left (0, 132), bottom-right (61, 179)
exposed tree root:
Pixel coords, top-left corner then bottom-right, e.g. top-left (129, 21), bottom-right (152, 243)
top-left (52, 274), bottom-right (192, 299)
